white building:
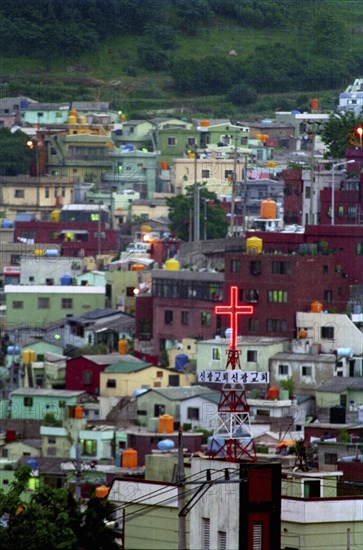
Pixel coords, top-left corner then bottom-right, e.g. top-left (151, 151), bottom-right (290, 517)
top-left (338, 78), bottom-right (363, 116)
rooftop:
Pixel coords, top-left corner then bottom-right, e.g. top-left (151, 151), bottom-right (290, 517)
top-left (316, 377), bottom-right (363, 393)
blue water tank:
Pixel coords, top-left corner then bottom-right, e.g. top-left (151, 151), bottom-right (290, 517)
top-left (157, 439), bottom-right (175, 451)
top-left (2, 220), bottom-right (14, 228)
top-left (115, 129), bottom-right (122, 135)
top-left (7, 346), bottom-right (20, 355)
top-left (20, 98), bottom-right (29, 109)
top-left (175, 354), bottom-right (189, 371)
top-left (60, 274), bottom-right (73, 286)
top-left (225, 328), bottom-right (233, 339)
top-left (45, 249), bottom-right (59, 257)
top-left (26, 458), bottom-right (38, 471)
top-left (132, 388), bottom-right (148, 397)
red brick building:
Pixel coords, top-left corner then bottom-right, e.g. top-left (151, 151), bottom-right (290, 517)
top-left (223, 251), bottom-right (351, 339)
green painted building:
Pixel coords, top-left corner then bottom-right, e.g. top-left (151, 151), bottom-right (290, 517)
top-left (5, 285), bottom-right (105, 327)
top-left (10, 388), bottom-right (86, 421)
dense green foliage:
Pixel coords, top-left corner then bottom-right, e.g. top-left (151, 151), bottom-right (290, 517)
top-left (0, 466), bottom-right (119, 550)
top-left (167, 185), bottom-right (229, 241)
top-left (321, 112), bottom-right (363, 158)
top-left (0, 129), bottom-right (35, 176)
top-left (1, 0), bottom-right (363, 112)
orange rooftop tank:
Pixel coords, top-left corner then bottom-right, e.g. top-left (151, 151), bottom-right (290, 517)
top-left (246, 236), bottom-right (263, 255)
top-left (310, 301), bottom-right (323, 313)
top-left (95, 485), bottom-right (109, 498)
top-left (131, 264), bottom-right (144, 271)
top-left (260, 199), bottom-right (277, 219)
top-left (310, 98), bottom-right (319, 111)
top-left (160, 160), bottom-right (169, 171)
top-left (158, 414), bottom-right (174, 434)
top-left (74, 405), bottom-right (84, 419)
top-left (122, 448), bottom-right (138, 468)
top-left (268, 386), bottom-right (279, 400)
top-left (118, 339), bottom-right (128, 355)
top-left (200, 120), bottom-right (210, 127)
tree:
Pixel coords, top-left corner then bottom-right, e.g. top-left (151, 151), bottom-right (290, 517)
top-left (226, 81), bottom-right (257, 107)
top-left (321, 111), bottom-right (363, 159)
top-left (166, 185), bottom-right (228, 241)
top-left (0, 129), bottom-right (35, 176)
top-left (0, 466), bottom-right (119, 550)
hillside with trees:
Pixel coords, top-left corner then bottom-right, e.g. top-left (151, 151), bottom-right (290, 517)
top-left (1, 0), bottom-right (363, 116)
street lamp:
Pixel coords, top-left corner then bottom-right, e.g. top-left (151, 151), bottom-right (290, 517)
top-left (331, 160), bottom-right (354, 225)
top-left (357, 126), bottom-right (363, 149)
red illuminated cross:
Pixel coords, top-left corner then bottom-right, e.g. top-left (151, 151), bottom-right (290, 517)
top-left (215, 286), bottom-right (254, 349)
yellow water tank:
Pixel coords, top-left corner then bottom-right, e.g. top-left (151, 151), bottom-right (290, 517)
top-left (118, 339), bottom-right (128, 355)
top-left (79, 115), bottom-right (87, 124)
top-left (246, 236), bottom-right (263, 254)
top-left (68, 115), bottom-right (77, 124)
top-left (165, 258), bottom-right (180, 271)
top-left (50, 210), bottom-right (61, 222)
top-left (34, 249), bottom-right (45, 256)
top-left (22, 349), bottom-right (36, 364)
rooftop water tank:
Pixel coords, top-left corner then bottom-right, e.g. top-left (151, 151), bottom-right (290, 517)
top-left (7, 346), bottom-right (20, 355)
top-left (2, 220), bottom-right (14, 228)
top-left (45, 249), bottom-right (59, 257)
top-left (26, 458), bottom-right (38, 471)
top-left (246, 236), bottom-right (263, 254)
top-left (268, 386), bottom-right (279, 400)
top-left (165, 258), bottom-right (180, 271)
top-left (158, 414), bottom-right (174, 434)
top-left (157, 439), bottom-right (175, 452)
top-left (118, 339), bottom-right (128, 355)
top-left (310, 301), bottom-right (323, 313)
top-left (260, 199), bottom-right (277, 219)
top-left (122, 448), bottom-right (138, 468)
top-left (60, 274), bottom-right (73, 286)
top-left (175, 354), bottom-right (189, 371)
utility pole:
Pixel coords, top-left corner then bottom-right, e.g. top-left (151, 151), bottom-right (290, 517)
top-left (229, 132), bottom-right (238, 238)
top-left (193, 148), bottom-right (200, 242)
top-left (242, 154), bottom-right (248, 234)
top-left (75, 441), bottom-right (82, 502)
top-left (177, 427), bottom-right (187, 550)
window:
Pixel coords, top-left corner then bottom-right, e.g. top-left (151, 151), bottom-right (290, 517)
top-left (156, 371), bottom-right (163, 378)
top-left (272, 261), bottom-right (290, 275)
top-left (154, 404), bottom-right (165, 416)
top-left (323, 265), bottom-right (328, 274)
top-left (250, 261), bottom-right (262, 275)
top-left (321, 326), bottom-right (334, 339)
top-left (201, 169), bottom-right (210, 179)
top-left (249, 318), bottom-right (259, 333)
top-left (252, 522), bottom-right (263, 550)
top-left (278, 364), bottom-right (289, 376)
top-left (181, 311), bottom-right (189, 325)
top-left (267, 319), bottom-right (287, 332)
top-left (187, 137), bottom-right (195, 146)
top-left (218, 531), bottom-right (227, 550)
top-left (61, 298), bottom-right (73, 309)
top-left (126, 286), bottom-right (136, 297)
top-left (82, 371), bottom-right (93, 385)
top-left (61, 186), bottom-right (66, 197)
top-left (48, 437), bottom-right (56, 445)
top-left (45, 187), bottom-right (50, 198)
top-left (38, 297), bottom-right (50, 309)
top-left (106, 379), bottom-right (116, 388)
top-left (81, 439), bottom-right (97, 456)
top-left (1, 449), bottom-right (8, 458)
top-left (347, 206), bottom-right (357, 219)
top-left (212, 348), bottom-right (221, 360)
top-left (247, 350), bottom-right (258, 362)
top-left (325, 453), bottom-right (338, 465)
top-left (202, 518), bottom-right (210, 550)
top-left (246, 289), bottom-right (259, 303)
top-left (303, 479), bottom-right (320, 498)
top-left (305, 186), bottom-right (311, 199)
top-left (187, 407), bottom-right (200, 420)
top-left (267, 290), bottom-right (287, 303)
top-left (231, 259), bottom-right (240, 273)
top-left (355, 243), bottom-right (363, 255)
top-left (54, 186), bottom-right (59, 198)
top-left (337, 205), bottom-right (344, 218)
top-left (201, 312), bottom-right (211, 326)
top-left (164, 310), bottom-right (173, 325)
top-left (12, 301), bottom-right (23, 309)
top-left (14, 189), bottom-right (24, 198)
top-left (301, 365), bottom-right (312, 377)
top-left (168, 374), bottom-right (179, 386)
top-left (24, 397), bottom-right (33, 407)
top-left (167, 137), bottom-right (176, 146)
top-left (224, 169), bottom-right (234, 179)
